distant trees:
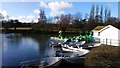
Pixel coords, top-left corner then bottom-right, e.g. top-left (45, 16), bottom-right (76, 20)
top-left (106, 17), bottom-right (118, 24)
top-left (14, 19), bottom-right (22, 27)
top-left (107, 9), bottom-right (111, 18)
top-left (47, 17), bottom-right (54, 23)
top-left (87, 4), bottom-right (113, 24)
top-left (104, 7), bottom-right (108, 22)
top-left (1, 3), bottom-right (118, 33)
top-left (73, 20), bottom-right (84, 31)
top-left (89, 4), bottom-right (95, 23)
top-left (84, 13), bottom-right (89, 21)
top-left (84, 20), bottom-right (96, 31)
top-left (86, 4), bottom-right (96, 31)
top-left (57, 14), bottom-right (71, 32)
top-left (38, 9), bottom-right (47, 24)
top-left (0, 13), bottom-right (4, 21)
top-left (104, 6), bottom-right (112, 23)
top-left (84, 4), bottom-right (117, 30)
top-left (100, 5), bottom-right (103, 22)
top-left (96, 5), bottom-right (99, 16)
top-left (46, 3), bottom-right (117, 31)
top-left (73, 12), bottom-right (83, 21)
top-left (95, 4), bottom-right (100, 23)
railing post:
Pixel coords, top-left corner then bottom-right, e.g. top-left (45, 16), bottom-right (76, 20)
top-left (110, 39), bottom-right (111, 45)
top-left (99, 38), bottom-right (100, 43)
top-left (103, 39), bottom-right (104, 44)
top-left (106, 38), bottom-right (107, 45)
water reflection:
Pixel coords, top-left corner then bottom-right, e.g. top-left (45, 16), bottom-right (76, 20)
top-left (2, 33), bottom-right (54, 66)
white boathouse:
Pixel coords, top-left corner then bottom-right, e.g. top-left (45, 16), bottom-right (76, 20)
top-left (92, 25), bottom-right (120, 46)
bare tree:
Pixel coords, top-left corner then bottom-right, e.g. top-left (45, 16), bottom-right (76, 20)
top-left (73, 12), bottom-right (83, 21)
top-left (89, 4), bottom-right (95, 22)
top-left (84, 13), bottom-right (89, 21)
top-left (47, 17), bottom-right (54, 23)
top-left (96, 4), bottom-right (99, 16)
top-left (107, 17), bottom-right (117, 24)
top-left (58, 14), bottom-right (71, 32)
top-left (100, 5), bottom-right (103, 22)
top-left (38, 9), bottom-right (47, 24)
top-left (67, 13), bottom-right (73, 24)
top-left (0, 13), bottom-right (4, 21)
top-left (104, 6), bottom-right (108, 22)
top-left (86, 4), bottom-right (97, 30)
top-left (107, 9), bottom-right (111, 18)
top-left (95, 4), bottom-right (100, 23)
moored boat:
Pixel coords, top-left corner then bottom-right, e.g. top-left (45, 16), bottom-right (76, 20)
top-left (62, 46), bottom-right (89, 56)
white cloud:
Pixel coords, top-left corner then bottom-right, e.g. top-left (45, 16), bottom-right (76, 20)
top-left (33, 9), bottom-right (40, 14)
top-left (26, 15), bottom-right (35, 19)
top-left (10, 16), bottom-right (26, 20)
top-left (9, 15), bottom-right (37, 23)
top-left (39, 1), bottom-right (47, 8)
top-left (34, 19), bottom-right (38, 22)
top-left (18, 16), bottom-right (25, 19)
top-left (39, 1), bottom-right (73, 16)
top-left (0, 10), bottom-right (8, 17)
top-left (49, 1), bottom-right (72, 10)
top-left (9, 16), bottom-right (17, 20)
top-left (0, 10), bottom-right (37, 23)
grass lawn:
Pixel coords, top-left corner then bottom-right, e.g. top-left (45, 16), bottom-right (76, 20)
top-left (16, 27), bottom-right (32, 30)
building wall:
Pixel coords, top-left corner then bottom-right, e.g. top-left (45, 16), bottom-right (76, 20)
top-left (100, 26), bottom-right (118, 40)
top-left (99, 26), bottom-right (119, 46)
top-left (93, 25), bottom-right (120, 46)
top-left (118, 1), bottom-right (120, 21)
top-left (93, 31), bottom-right (99, 38)
top-left (118, 29), bottom-right (120, 45)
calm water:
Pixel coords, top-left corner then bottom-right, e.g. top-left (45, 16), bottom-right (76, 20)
top-left (1, 33), bottom-right (58, 66)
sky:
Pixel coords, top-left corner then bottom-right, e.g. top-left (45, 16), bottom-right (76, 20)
top-left (1, 0), bottom-right (120, 2)
top-left (0, 1), bottom-right (119, 23)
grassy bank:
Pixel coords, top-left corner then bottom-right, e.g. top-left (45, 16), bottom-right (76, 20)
top-left (1, 27), bottom-right (81, 34)
top-left (0, 27), bottom-right (32, 30)
top-left (85, 45), bottom-right (120, 68)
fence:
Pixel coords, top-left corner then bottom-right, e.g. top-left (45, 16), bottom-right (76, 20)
top-left (94, 38), bottom-right (120, 46)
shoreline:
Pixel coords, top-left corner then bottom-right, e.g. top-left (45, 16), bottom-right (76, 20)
top-left (1, 30), bottom-right (80, 34)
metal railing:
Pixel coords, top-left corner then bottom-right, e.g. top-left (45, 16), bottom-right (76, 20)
top-left (93, 38), bottom-right (120, 46)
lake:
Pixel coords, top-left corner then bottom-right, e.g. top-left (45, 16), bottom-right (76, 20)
top-left (1, 33), bottom-right (59, 67)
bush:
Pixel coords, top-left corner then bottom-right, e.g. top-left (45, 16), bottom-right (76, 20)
top-left (85, 45), bottom-right (120, 68)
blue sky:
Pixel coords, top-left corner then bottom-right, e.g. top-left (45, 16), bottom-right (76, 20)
top-left (1, 0), bottom-right (120, 2)
top-left (0, 1), bottom-right (118, 22)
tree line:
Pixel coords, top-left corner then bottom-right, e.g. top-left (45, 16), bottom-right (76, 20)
top-left (0, 4), bottom-right (119, 32)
